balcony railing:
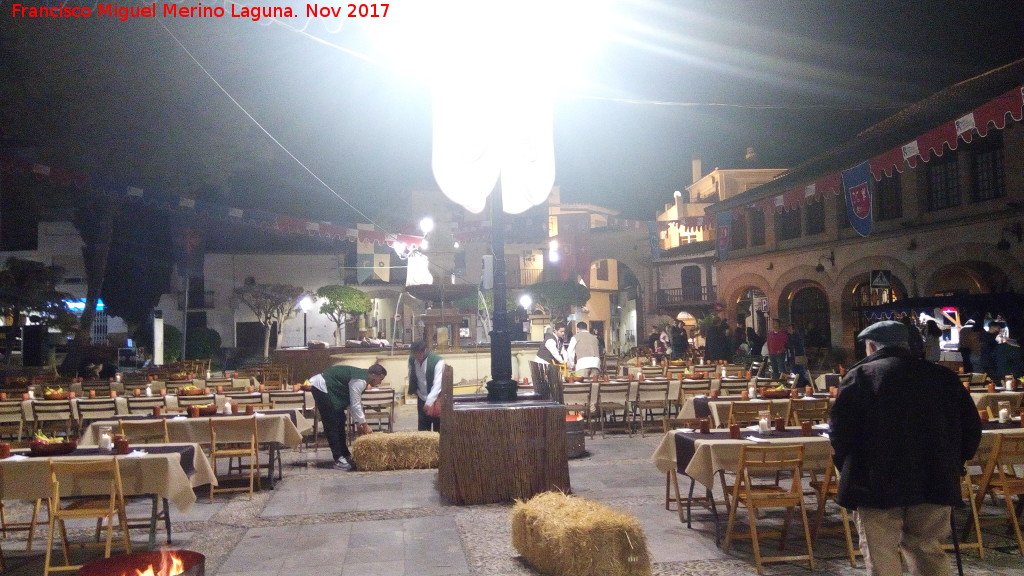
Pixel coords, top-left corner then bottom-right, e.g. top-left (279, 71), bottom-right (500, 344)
top-left (176, 291), bottom-right (215, 310)
top-left (505, 265), bottom-right (543, 288)
top-left (656, 286), bottom-right (717, 308)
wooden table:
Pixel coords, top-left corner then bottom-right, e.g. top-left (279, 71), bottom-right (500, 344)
top-left (679, 395), bottom-right (832, 428)
top-left (0, 442), bottom-right (216, 514)
top-left (80, 411), bottom-right (305, 488)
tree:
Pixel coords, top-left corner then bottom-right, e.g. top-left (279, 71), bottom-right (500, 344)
top-left (315, 285), bottom-right (371, 347)
top-left (234, 279), bottom-right (304, 358)
top-left (0, 257), bottom-right (76, 331)
top-left (528, 280), bottom-right (591, 326)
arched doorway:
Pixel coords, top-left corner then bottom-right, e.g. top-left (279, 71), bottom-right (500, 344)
top-left (734, 287), bottom-right (769, 339)
top-left (789, 286), bottom-right (831, 348)
top-left (928, 261), bottom-right (1012, 294)
top-left (844, 274), bottom-right (910, 359)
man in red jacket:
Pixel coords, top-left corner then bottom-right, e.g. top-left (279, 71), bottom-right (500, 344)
top-left (765, 319), bottom-right (789, 378)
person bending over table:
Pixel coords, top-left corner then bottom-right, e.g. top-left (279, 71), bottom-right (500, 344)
top-left (307, 363), bottom-right (386, 470)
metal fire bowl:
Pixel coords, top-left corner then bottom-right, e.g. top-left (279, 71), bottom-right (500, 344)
top-left (77, 550), bottom-right (205, 576)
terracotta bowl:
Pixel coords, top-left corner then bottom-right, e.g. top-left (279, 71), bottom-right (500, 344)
top-left (29, 439), bottom-right (77, 456)
top-left (43, 392), bottom-right (70, 401)
top-left (758, 388), bottom-right (792, 399)
top-left (196, 405), bottom-right (218, 416)
top-left (178, 388), bottom-right (205, 396)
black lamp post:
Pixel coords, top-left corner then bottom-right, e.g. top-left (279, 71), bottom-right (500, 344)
top-left (486, 189), bottom-right (518, 402)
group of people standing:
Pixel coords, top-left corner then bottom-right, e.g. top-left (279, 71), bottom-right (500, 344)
top-left (532, 321), bottom-right (604, 378)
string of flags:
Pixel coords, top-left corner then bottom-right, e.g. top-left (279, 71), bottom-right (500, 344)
top-left (0, 154), bottom-right (424, 250)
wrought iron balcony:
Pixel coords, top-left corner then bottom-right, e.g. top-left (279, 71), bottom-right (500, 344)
top-left (656, 286), bottom-right (717, 308)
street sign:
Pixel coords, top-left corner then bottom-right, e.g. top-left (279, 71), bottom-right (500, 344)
top-left (870, 269), bottom-right (891, 289)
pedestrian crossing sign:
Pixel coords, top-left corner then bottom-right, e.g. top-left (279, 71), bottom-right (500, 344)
top-left (870, 269), bottom-right (891, 288)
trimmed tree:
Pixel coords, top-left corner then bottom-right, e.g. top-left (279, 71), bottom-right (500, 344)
top-left (234, 279), bottom-right (305, 358)
top-left (315, 285), bottom-right (371, 347)
top-left (529, 280), bottom-right (591, 326)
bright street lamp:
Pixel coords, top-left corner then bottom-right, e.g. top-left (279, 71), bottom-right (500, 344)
top-left (299, 295), bottom-right (314, 347)
top-left (419, 217), bottom-right (434, 235)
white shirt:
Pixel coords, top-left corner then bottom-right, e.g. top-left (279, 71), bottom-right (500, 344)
top-left (309, 373), bottom-right (368, 423)
top-left (566, 336), bottom-right (601, 371)
top-left (414, 357), bottom-right (446, 406)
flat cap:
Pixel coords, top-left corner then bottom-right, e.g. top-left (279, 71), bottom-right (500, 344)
top-left (856, 320), bottom-right (908, 346)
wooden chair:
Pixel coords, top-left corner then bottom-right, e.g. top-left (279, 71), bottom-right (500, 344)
top-left (44, 458), bottom-right (131, 576)
top-left (0, 399), bottom-right (26, 441)
top-left (113, 419), bottom-right (174, 545)
top-left (359, 388), bottom-right (396, 433)
top-left (561, 383), bottom-right (593, 437)
top-left (125, 396), bottom-right (168, 415)
top-left (594, 381), bottom-right (632, 437)
top-left (31, 399), bottom-right (74, 438)
top-left (268, 391), bottom-right (308, 411)
top-left (942, 473), bottom-right (985, 559)
top-left (79, 381), bottom-right (112, 396)
top-left (727, 401), bottom-right (766, 427)
top-left (662, 417), bottom-right (717, 524)
top-left (258, 365), bottom-right (289, 390)
top-left (632, 380), bottom-right (670, 437)
top-left (640, 364), bottom-right (665, 379)
top-left (602, 354), bottom-right (620, 377)
top-left (665, 365), bottom-right (689, 380)
top-left (975, 433), bottom-right (1024, 555)
top-left (810, 464), bottom-right (859, 567)
top-left (208, 416), bottom-right (260, 502)
top-left (719, 377), bottom-right (751, 395)
top-left (75, 398), bottom-right (118, 433)
top-left (789, 397), bottom-right (830, 425)
top-left (723, 444), bottom-right (815, 574)
top-left (118, 419), bottom-right (170, 444)
top-left (163, 380), bottom-right (194, 395)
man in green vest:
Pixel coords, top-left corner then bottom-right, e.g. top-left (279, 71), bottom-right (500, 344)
top-left (408, 340), bottom-right (445, 432)
top-left (308, 363), bottom-right (387, 470)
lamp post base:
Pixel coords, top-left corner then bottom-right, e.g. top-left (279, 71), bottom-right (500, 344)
top-left (486, 378), bottom-right (518, 402)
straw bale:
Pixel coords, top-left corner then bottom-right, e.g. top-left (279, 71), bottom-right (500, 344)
top-left (511, 491), bottom-right (651, 576)
top-left (351, 431), bottom-right (440, 471)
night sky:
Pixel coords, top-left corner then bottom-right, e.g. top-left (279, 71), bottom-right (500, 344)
top-left (4, 0), bottom-right (1024, 228)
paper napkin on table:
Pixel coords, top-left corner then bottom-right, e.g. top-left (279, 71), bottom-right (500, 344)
top-left (171, 416), bottom-right (188, 421)
top-left (746, 436), bottom-right (770, 443)
top-left (126, 450), bottom-right (148, 458)
top-left (818, 432), bottom-right (830, 439)
top-left (2, 454), bottom-right (28, 462)
top-left (813, 423), bottom-right (830, 430)
top-left (745, 425), bottom-right (760, 432)
top-left (675, 428), bottom-right (694, 433)
top-left (801, 396), bottom-right (820, 400)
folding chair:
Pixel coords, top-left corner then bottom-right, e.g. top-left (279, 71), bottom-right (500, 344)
top-left (359, 388), bottom-right (396, 432)
top-left (632, 380), bottom-right (669, 437)
top-left (594, 381), bottom-right (631, 437)
top-left (789, 397), bottom-right (830, 425)
top-left (125, 396), bottom-right (168, 415)
top-left (44, 458), bottom-right (131, 576)
top-left (640, 364), bottom-right (665, 379)
top-left (208, 416), bottom-right (260, 502)
top-left (975, 433), bottom-right (1024, 555)
top-left (0, 399), bottom-right (26, 441)
top-left (75, 398), bottom-right (118, 434)
top-left (31, 399), bottom-right (74, 438)
top-left (810, 464), bottom-right (859, 567)
top-left (723, 444), bottom-right (815, 574)
top-left (561, 383), bottom-right (593, 437)
top-left (727, 401), bottom-right (766, 426)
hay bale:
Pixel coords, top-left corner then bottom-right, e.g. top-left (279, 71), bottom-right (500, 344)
top-left (511, 491), bottom-right (651, 576)
top-left (350, 431), bottom-right (440, 471)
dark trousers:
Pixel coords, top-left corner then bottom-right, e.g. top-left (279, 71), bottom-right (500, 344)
top-left (417, 397), bottom-right (441, 432)
top-left (311, 388), bottom-right (350, 461)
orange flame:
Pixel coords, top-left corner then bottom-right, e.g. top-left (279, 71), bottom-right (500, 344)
top-left (130, 550), bottom-right (185, 576)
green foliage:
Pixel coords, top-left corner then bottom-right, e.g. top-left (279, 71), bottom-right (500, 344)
top-left (186, 327), bottom-right (222, 360)
top-left (0, 257), bottom-right (76, 329)
top-left (163, 324), bottom-right (182, 363)
top-left (234, 279), bottom-right (305, 357)
top-left (315, 285), bottom-right (371, 346)
top-left (529, 281), bottom-right (591, 311)
top-left (315, 285), bottom-right (371, 319)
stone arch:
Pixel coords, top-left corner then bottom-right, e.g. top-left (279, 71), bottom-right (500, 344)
top-left (836, 255), bottom-right (912, 354)
top-left (722, 273), bottom-right (772, 337)
top-left (586, 228), bottom-right (656, 327)
top-left (775, 277), bottom-right (831, 350)
top-left (919, 243), bottom-right (1024, 294)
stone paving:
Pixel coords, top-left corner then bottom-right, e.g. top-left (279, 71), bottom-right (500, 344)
top-left (2, 402), bottom-right (1024, 575)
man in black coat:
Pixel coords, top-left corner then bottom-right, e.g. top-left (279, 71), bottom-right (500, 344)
top-left (830, 320), bottom-right (982, 576)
